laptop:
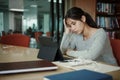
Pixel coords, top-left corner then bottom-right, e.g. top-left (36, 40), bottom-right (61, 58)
top-left (0, 60), bottom-right (58, 74)
top-left (37, 36), bottom-right (71, 62)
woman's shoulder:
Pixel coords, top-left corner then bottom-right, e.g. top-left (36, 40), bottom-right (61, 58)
top-left (93, 28), bottom-right (107, 40)
top-left (96, 28), bottom-right (106, 35)
top-left (98, 28), bottom-right (105, 33)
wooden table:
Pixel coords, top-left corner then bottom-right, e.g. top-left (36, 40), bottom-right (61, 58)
top-left (0, 44), bottom-right (73, 80)
top-left (0, 44), bottom-right (39, 62)
top-left (0, 44), bottom-right (120, 80)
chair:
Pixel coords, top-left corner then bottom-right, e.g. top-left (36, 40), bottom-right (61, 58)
top-left (0, 34), bottom-right (30, 47)
top-left (46, 32), bottom-right (51, 37)
top-left (1, 31), bottom-right (6, 36)
top-left (34, 32), bottom-right (43, 42)
top-left (110, 38), bottom-right (120, 66)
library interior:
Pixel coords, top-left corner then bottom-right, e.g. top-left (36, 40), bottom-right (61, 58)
top-left (0, 0), bottom-right (120, 80)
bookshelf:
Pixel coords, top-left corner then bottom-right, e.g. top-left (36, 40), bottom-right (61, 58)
top-left (96, 0), bottom-right (120, 39)
top-left (72, 0), bottom-right (120, 39)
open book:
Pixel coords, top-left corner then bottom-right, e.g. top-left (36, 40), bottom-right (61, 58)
top-left (55, 59), bottom-right (120, 73)
top-left (0, 60), bottom-right (58, 74)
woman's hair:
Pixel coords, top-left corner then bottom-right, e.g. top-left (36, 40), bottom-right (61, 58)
top-left (65, 7), bottom-right (98, 28)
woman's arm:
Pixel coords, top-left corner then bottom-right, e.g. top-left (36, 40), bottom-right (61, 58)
top-left (66, 32), bottom-right (107, 60)
top-left (60, 19), bottom-right (76, 54)
top-left (60, 33), bottom-right (76, 54)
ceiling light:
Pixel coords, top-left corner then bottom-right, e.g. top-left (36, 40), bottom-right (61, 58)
top-left (30, 5), bottom-right (37, 8)
top-left (9, 9), bottom-right (24, 12)
top-left (48, 0), bottom-right (62, 3)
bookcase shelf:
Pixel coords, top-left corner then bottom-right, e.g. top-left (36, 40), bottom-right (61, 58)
top-left (96, 0), bottom-right (120, 39)
top-left (96, 12), bottom-right (115, 17)
top-left (103, 28), bottom-right (120, 31)
top-left (97, 0), bottom-right (116, 3)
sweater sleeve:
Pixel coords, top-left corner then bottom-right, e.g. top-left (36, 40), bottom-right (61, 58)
top-left (60, 33), bottom-right (76, 54)
top-left (66, 32), bottom-right (107, 60)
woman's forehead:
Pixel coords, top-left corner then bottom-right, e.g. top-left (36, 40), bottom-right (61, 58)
top-left (66, 18), bottom-right (76, 23)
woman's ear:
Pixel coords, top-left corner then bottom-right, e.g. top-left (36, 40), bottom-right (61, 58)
top-left (81, 15), bottom-right (86, 22)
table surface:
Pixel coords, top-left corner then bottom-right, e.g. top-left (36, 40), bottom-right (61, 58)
top-left (0, 44), bottom-right (120, 80)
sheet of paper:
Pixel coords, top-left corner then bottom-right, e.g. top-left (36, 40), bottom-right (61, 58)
top-left (54, 59), bottom-right (120, 73)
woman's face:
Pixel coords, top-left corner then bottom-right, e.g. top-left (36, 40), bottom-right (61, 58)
top-left (66, 18), bottom-right (85, 34)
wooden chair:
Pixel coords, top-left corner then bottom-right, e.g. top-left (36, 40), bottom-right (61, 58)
top-left (34, 32), bottom-right (43, 42)
top-left (110, 38), bottom-right (120, 66)
top-left (0, 34), bottom-right (30, 47)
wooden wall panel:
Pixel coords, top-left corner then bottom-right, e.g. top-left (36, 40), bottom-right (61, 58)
top-left (72, 0), bottom-right (96, 21)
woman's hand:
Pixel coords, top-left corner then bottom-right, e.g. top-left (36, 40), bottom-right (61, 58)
top-left (63, 19), bottom-right (71, 34)
top-left (65, 48), bottom-right (77, 55)
top-left (66, 49), bottom-right (73, 54)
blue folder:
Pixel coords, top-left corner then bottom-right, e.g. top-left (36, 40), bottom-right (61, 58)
top-left (44, 69), bottom-right (113, 80)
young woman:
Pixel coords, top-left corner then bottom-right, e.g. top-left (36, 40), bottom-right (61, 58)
top-left (60, 7), bottom-right (117, 65)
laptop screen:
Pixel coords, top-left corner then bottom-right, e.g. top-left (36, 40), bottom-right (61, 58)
top-left (37, 36), bottom-right (64, 61)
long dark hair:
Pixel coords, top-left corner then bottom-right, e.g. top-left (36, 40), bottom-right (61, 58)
top-left (65, 7), bottom-right (98, 28)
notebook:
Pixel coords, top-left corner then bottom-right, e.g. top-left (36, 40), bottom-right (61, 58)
top-left (0, 60), bottom-right (58, 74)
top-left (37, 36), bottom-right (71, 62)
top-left (44, 69), bottom-right (113, 80)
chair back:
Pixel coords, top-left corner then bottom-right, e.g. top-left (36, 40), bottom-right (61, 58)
top-left (46, 32), bottom-right (51, 37)
top-left (110, 39), bottom-right (120, 66)
top-left (34, 32), bottom-right (43, 42)
top-left (0, 34), bottom-right (30, 47)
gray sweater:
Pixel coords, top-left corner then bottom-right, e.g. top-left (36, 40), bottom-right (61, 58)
top-left (60, 28), bottom-right (117, 65)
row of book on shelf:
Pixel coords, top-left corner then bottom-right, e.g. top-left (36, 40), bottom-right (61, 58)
top-left (97, 2), bottom-right (115, 13)
top-left (96, 16), bottom-right (120, 29)
top-left (106, 31), bottom-right (116, 39)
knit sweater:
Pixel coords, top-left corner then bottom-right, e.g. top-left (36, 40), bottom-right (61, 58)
top-left (60, 28), bottom-right (117, 65)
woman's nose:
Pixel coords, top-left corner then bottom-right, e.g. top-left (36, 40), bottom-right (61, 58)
top-left (71, 26), bottom-right (75, 30)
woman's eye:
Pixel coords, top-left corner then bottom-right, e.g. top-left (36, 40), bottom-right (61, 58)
top-left (67, 24), bottom-right (71, 27)
top-left (72, 22), bottom-right (76, 25)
